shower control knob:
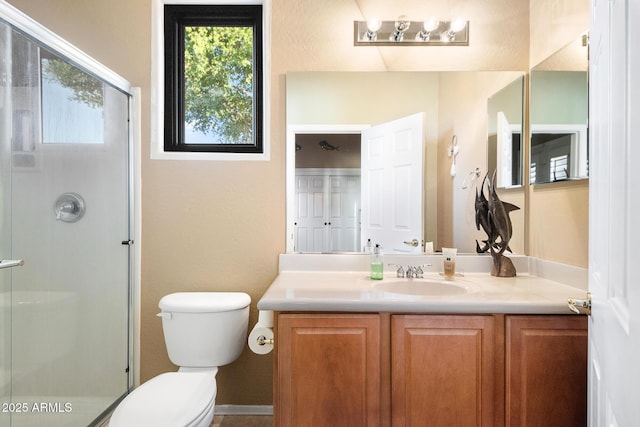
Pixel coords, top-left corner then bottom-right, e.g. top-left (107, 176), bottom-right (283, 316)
top-left (54, 192), bottom-right (86, 223)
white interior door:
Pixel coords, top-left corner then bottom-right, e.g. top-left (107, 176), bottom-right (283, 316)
top-left (361, 113), bottom-right (424, 253)
top-left (294, 174), bottom-right (327, 252)
top-left (295, 170), bottom-right (361, 252)
top-left (588, 0), bottom-right (640, 424)
top-left (327, 174), bottom-right (361, 252)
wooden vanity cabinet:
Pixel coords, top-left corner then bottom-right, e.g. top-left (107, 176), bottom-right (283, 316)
top-left (505, 315), bottom-right (588, 426)
top-left (275, 313), bottom-right (382, 427)
top-left (391, 315), bottom-right (501, 427)
top-left (275, 313), bottom-right (587, 427)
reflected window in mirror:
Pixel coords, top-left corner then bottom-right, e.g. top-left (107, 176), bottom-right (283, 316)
top-left (529, 71), bottom-right (588, 183)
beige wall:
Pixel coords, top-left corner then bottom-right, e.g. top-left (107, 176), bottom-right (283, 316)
top-left (7, 0), bottom-right (588, 406)
top-left (530, 0), bottom-right (590, 68)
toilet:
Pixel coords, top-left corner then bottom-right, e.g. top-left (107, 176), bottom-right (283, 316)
top-left (109, 292), bottom-right (251, 427)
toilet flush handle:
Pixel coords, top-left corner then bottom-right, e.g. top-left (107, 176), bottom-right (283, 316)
top-left (157, 312), bottom-right (172, 320)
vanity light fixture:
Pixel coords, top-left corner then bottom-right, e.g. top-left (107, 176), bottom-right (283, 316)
top-left (354, 16), bottom-right (469, 46)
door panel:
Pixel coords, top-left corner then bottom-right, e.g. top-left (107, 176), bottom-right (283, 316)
top-left (588, 0), bottom-right (640, 424)
top-left (361, 113), bottom-right (424, 253)
top-left (295, 172), bottom-right (360, 252)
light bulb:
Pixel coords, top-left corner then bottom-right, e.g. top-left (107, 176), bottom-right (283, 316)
top-left (366, 18), bottom-right (382, 33)
top-left (394, 15), bottom-right (411, 33)
top-left (423, 17), bottom-right (440, 32)
top-left (391, 15), bottom-right (411, 42)
top-left (449, 18), bottom-right (467, 33)
top-left (364, 18), bottom-right (381, 41)
top-left (416, 17), bottom-right (440, 41)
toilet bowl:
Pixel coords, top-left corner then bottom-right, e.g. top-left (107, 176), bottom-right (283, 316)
top-left (109, 292), bottom-right (251, 427)
top-left (109, 369), bottom-right (217, 427)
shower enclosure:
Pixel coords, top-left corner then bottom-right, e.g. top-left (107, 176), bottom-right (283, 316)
top-left (0, 4), bottom-right (134, 426)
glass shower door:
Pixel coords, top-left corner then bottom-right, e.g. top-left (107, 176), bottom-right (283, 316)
top-left (0, 14), bottom-right (132, 427)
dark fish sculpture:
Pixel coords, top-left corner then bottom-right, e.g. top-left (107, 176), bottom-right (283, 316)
top-left (475, 171), bottom-right (520, 277)
top-left (318, 140), bottom-right (340, 151)
top-left (475, 172), bottom-right (519, 254)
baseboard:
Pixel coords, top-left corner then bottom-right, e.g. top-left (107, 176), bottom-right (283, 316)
top-left (214, 405), bottom-right (273, 416)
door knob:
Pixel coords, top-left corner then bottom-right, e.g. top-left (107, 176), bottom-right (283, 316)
top-left (568, 292), bottom-right (592, 315)
top-left (403, 239), bottom-right (419, 247)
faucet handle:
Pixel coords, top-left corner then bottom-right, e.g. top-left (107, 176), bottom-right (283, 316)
top-left (415, 263), bottom-right (432, 278)
top-left (388, 263), bottom-right (405, 278)
top-left (406, 265), bottom-right (417, 278)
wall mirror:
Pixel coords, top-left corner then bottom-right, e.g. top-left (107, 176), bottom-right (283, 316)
top-left (530, 35), bottom-right (589, 184)
top-left (285, 71), bottom-right (525, 254)
top-left (487, 76), bottom-right (524, 188)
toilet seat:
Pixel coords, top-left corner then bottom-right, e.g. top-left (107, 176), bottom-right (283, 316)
top-left (109, 371), bottom-right (217, 427)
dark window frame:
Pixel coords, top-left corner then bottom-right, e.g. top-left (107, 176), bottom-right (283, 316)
top-left (164, 4), bottom-right (263, 153)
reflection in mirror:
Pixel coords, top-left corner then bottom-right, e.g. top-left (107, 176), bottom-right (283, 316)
top-left (530, 35), bottom-right (588, 184)
top-left (286, 71), bottom-right (526, 254)
top-left (294, 133), bottom-right (361, 253)
top-left (487, 76), bottom-right (524, 188)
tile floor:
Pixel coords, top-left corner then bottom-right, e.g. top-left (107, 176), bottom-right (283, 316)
top-left (210, 415), bottom-right (273, 427)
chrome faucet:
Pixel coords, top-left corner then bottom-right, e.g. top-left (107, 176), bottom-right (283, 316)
top-left (388, 264), bottom-right (432, 278)
top-left (389, 264), bottom-right (405, 278)
top-left (407, 265), bottom-right (420, 278)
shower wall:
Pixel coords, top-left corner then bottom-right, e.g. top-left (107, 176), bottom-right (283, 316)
top-left (0, 4), bottom-right (134, 426)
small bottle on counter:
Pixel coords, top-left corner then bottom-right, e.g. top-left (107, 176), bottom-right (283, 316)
top-left (370, 244), bottom-right (384, 280)
top-left (442, 247), bottom-right (457, 280)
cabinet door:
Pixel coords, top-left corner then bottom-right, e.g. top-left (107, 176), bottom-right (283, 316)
top-left (276, 313), bottom-right (381, 427)
top-left (391, 315), bottom-right (498, 427)
top-left (506, 315), bottom-right (587, 426)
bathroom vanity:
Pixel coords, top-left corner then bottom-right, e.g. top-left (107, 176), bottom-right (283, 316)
top-left (258, 254), bottom-right (588, 427)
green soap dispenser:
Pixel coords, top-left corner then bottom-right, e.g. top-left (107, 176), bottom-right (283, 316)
top-left (370, 244), bottom-right (384, 280)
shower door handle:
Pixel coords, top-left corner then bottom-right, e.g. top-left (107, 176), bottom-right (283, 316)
top-left (0, 259), bottom-right (24, 269)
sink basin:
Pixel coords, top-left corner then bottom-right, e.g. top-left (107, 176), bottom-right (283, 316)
top-left (373, 279), bottom-right (469, 296)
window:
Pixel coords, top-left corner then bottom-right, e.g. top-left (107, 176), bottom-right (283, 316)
top-left (164, 4), bottom-right (263, 154)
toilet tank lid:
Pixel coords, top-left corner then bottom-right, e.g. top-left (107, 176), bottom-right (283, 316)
top-left (159, 292), bottom-right (251, 313)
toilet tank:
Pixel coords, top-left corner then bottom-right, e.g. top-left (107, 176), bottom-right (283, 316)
top-left (158, 292), bottom-right (251, 368)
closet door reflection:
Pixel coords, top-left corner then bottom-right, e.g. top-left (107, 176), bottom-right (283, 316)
top-left (295, 170), bottom-right (360, 253)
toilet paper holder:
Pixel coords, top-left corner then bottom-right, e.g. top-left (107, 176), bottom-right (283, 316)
top-left (256, 335), bottom-right (274, 346)
top-left (248, 310), bottom-right (275, 354)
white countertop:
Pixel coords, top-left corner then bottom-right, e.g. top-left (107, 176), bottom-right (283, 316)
top-left (257, 270), bottom-right (585, 314)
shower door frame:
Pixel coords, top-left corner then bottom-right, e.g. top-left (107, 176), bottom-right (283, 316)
top-left (0, 0), bottom-right (141, 419)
